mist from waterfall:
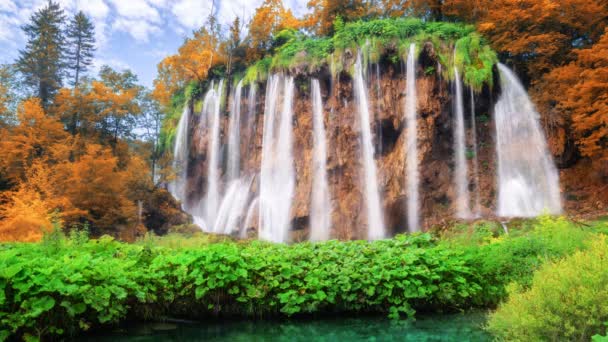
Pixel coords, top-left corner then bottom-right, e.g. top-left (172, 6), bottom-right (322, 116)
top-left (495, 63), bottom-right (562, 217)
top-left (470, 86), bottom-right (481, 217)
top-left (227, 80), bottom-right (243, 182)
top-left (354, 51), bottom-right (385, 240)
top-left (310, 79), bottom-right (332, 241)
top-left (168, 104), bottom-right (190, 205)
top-left (259, 75), bottom-right (296, 243)
top-left (453, 67), bottom-right (471, 218)
top-left (405, 43), bottom-right (420, 232)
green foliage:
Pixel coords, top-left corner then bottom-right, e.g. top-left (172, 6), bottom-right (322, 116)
top-left (487, 235), bottom-right (608, 341)
top-left (242, 18), bottom-right (497, 89)
top-left (243, 57), bottom-right (272, 85)
top-left (1, 217), bottom-right (603, 340)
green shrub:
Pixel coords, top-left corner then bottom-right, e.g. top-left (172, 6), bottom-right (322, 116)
top-left (487, 236), bottom-right (608, 341)
top-left (0, 217), bottom-right (604, 340)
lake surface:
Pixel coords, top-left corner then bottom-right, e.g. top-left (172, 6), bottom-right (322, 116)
top-left (82, 312), bottom-right (490, 341)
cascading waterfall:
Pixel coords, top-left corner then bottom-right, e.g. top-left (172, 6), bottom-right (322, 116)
top-left (168, 104), bottom-right (190, 205)
top-left (259, 75), bottom-right (296, 243)
top-left (453, 67), bottom-right (471, 218)
top-left (227, 80), bottom-right (243, 182)
top-left (470, 86), bottom-right (481, 217)
top-left (354, 51), bottom-right (385, 240)
top-left (241, 197), bottom-right (259, 238)
top-left (244, 83), bottom-right (257, 162)
top-left (310, 79), bottom-right (332, 241)
top-left (405, 43), bottom-right (420, 232)
top-left (494, 63), bottom-right (562, 217)
top-left (212, 176), bottom-right (253, 234)
top-left (204, 80), bottom-right (224, 230)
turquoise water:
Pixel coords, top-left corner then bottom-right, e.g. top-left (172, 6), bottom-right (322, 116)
top-left (83, 312), bottom-right (490, 341)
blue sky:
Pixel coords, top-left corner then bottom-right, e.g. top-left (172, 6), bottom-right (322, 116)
top-left (0, 0), bottom-right (309, 87)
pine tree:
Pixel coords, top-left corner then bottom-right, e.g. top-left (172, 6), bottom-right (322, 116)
top-left (66, 11), bottom-right (95, 87)
top-left (16, 1), bottom-right (66, 106)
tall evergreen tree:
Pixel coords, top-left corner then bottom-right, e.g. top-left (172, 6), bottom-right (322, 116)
top-left (66, 11), bottom-right (95, 87)
top-left (16, 1), bottom-right (66, 106)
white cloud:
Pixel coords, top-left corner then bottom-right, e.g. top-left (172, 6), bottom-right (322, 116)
top-left (0, 0), bottom-right (17, 12)
top-left (78, 0), bottom-right (110, 19)
top-left (107, 0), bottom-right (161, 23)
top-left (171, 0), bottom-right (213, 29)
top-left (113, 17), bottom-right (160, 42)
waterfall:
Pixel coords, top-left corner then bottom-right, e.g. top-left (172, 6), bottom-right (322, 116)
top-left (241, 197), bottom-right (259, 238)
top-left (212, 177), bottom-right (253, 234)
top-left (405, 43), bottom-right (420, 232)
top-left (494, 63), bottom-right (562, 217)
top-left (244, 83), bottom-right (257, 163)
top-left (470, 86), bottom-right (481, 217)
top-left (354, 51), bottom-right (385, 240)
top-left (259, 75), bottom-right (296, 243)
top-left (227, 80), bottom-right (243, 181)
top-left (204, 80), bottom-right (224, 230)
top-left (168, 104), bottom-right (190, 204)
top-left (453, 67), bottom-right (471, 218)
top-left (310, 79), bottom-right (332, 241)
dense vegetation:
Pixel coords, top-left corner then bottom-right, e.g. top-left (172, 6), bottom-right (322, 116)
top-left (243, 18), bottom-right (497, 91)
top-left (488, 235), bottom-right (608, 340)
top-left (0, 2), bottom-right (185, 242)
top-left (1, 217), bottom-right (606, 340)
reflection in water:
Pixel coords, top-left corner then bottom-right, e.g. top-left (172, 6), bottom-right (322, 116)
top-left (83, 312), bottom-right (490, 342)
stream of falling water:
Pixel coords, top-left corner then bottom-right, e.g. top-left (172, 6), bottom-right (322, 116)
top-left (495, 63), bottom-right (562, 217)
top-left (227, 80), bottom-right (243, 182)
top-left (310, 79), bottom-right (332, 241)
top-left (244, 83), bottom-right (257, 163)
top-left (470, 86), bottom-right (481, 217)
top-left (405, 43), bottom-right (420, 232)
top-left (168, 104), bottom-right (190, 205)
top-left (354, 51), bottom-right (385, 240)
top-left (259, 75), bottom-right (296, 242)
top-left (204, 80), bottom-right (224, 230)
top-left (453, 67), bottom-right (471, 218)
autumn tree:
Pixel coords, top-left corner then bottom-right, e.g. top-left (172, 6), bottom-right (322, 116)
top-left (304, 0), bottom-right (368, 35)
top-left (153, 25), bottom-right (226, 107)
top-left (0, 98), bottom-right (70, 184)
top-left (66, 11), bottom-right (96, 87)
top-left (248, 0), bottom-right (302, 60)
top-left (17, 1), bottom-right (66, 106)
top-left (476, 0), bottom-right (608, 80)
top-left (534, 28), bottom-right (608, 168)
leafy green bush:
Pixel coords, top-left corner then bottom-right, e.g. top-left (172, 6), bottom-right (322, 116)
top-left (0, 217), bottom-right (604, 340)
top-left (487, 235), bottom-right (608, 341)
top-left (0, 235), bottom-right (157, 341)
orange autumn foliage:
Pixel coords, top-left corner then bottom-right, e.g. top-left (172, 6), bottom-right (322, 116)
top-left (248, 0), bottom-right (303, 60)
top-left (153, 27), bottom-right (225, 107)
top-left (0, 162), bottom-right (66, 242)
top-left (0, 98), bottom-right (70, 183)
top-left (536, 29), bottom-right (608, 165)
top-left (0, 93), bottom-right (151, 241)
top-left (475, 0), bottom-right (607, 78)
top-left (304, 0), bottom-right (367, 35)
